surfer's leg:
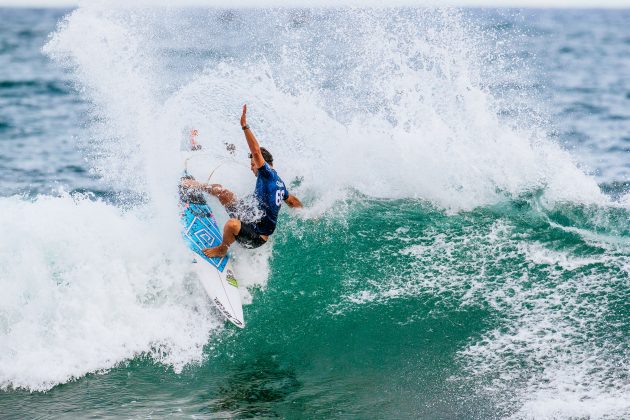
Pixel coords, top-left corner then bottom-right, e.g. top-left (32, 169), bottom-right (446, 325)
top-left (208, 184), bottom-right (237, 208)
top-left (202, 218), bottom-right (241, 258)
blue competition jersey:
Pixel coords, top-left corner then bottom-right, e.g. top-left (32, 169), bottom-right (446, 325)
top-left (253, 163), bottom-right (289, 235)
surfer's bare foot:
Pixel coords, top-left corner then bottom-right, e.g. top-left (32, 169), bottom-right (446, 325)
top-left (203, 245), bottom-right (229, 258)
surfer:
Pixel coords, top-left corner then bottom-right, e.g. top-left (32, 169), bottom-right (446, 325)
top-left (182, 104), bottom-right (303, 258)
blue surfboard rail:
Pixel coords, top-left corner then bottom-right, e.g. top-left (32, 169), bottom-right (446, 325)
top-left (180, 178), bottom-right (229, 272)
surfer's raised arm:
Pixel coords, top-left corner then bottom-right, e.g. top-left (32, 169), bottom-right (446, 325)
top-left (240, 104), bottom-right (265, 169)
top-left (241, 104), bottom-right (303, 209)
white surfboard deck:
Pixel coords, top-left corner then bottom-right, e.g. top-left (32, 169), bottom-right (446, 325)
top-left (180, 157), bottom-right (245, 328)
top-left (191, 255), bottom-right (244, 328)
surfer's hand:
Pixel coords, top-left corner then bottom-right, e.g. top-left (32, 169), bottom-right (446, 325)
top-left (240, 104), bottom-right (247, 128)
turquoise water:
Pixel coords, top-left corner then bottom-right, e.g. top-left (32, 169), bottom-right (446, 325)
top-left (1, 6), bottom-right (629, 419)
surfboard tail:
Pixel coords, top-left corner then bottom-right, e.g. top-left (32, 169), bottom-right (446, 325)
top-left (192, 256), bottom-right (245, 328)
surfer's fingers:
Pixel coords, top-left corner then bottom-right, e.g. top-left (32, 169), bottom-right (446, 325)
top-left (241, 104), bottom-right (247, 126)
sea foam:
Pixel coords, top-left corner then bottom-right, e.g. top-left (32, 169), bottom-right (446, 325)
top-left (0, 193), bottom-right (222, 391)
top-left (3, 3), bottom-right (618, 398)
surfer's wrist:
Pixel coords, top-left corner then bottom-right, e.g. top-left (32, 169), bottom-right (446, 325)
top-left (242, 124), bottom-right (250, 130)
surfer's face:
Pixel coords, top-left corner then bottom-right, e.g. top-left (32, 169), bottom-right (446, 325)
top-left (250, 158), bottom-right (258, 176)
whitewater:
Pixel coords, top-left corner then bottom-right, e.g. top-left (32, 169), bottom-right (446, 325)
top-left (0, 4), bottom-right (629, 419)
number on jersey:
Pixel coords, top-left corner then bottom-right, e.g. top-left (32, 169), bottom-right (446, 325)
top-left (275, 190), bottom-right (284, 206)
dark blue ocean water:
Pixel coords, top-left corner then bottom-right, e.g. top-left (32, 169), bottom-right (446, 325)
top-left (0, 9), bottom-right (93, 196)
top-left (0, 6), bottom-right (629, 419)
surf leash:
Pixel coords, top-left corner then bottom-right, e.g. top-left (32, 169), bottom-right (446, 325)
top-left (183, 129), bottom-right (247, 182)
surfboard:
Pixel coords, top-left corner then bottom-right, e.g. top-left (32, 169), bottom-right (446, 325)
top-left (180, 179), bottom-right (245, 328)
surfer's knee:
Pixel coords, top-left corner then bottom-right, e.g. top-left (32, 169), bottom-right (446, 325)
top-left (209, 183), bottom-right (224, 195)
top-left (212, 185), bottom-right (236, 206)
top-left (222, 219), bottom-right (241, 242)
top-left (225, 218), bottom-right (241, 234)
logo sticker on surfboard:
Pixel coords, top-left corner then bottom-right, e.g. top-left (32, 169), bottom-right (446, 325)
top-left (226, 269), bottom-right (238, 287)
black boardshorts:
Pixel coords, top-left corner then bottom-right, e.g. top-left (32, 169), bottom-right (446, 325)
top-left (236, 222), bottom-right (267, 249)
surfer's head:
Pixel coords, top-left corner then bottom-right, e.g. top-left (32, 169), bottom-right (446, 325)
top-left (249, 147), bottom-right (273, 175)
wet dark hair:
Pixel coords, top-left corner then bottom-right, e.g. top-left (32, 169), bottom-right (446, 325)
top-left (260, 147), bottom-right (273, 164)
